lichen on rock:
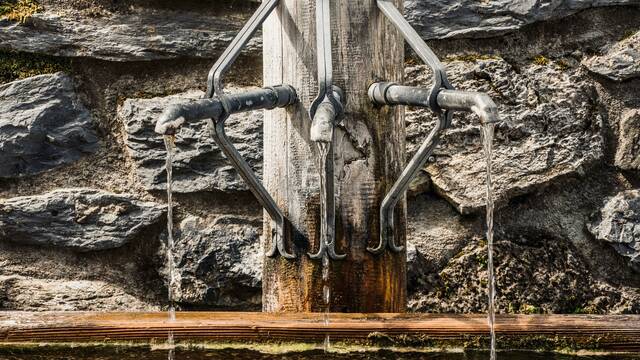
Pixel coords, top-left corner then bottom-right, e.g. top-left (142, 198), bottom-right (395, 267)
top-left (0, 0), bottom-right (41, 23)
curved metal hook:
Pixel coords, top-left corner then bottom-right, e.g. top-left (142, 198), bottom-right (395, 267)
top-left (367, 112), bottom-right (450, 254)
top-left (307, 0), bottom-right (346, 261)
top-left (212, 96), bottom-right (296, 259)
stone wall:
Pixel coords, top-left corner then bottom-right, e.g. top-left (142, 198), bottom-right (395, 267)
top-left (0, 0), bottom-right (639, 313)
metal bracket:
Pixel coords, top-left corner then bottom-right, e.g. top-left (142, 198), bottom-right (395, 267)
top-left (211, 88), bottom-right (297, 260)
top-left (373, 112), bottom-right (448, 253)
top-left (307, 0), bottom-right (346, 261)
top-left (206, 0), bottom-right (279, 98)
top-left (370, 1), bottom-right (500, 256)
top-left (156, 86), bottom-right (298, 260)
top-left (367, 89), bottom-right (453, 255)
top-left (203, 0), bottom-right (297, 259)
top-left (367, 82), bottom-right (499, 255)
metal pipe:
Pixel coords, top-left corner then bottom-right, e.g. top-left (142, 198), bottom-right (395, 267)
top-left (155, 99), bottom-right (222, 135)
top-left (368, 82), bottom-right (430, 108)
top-left (155, 85), bottom-right (297, 135)
top-left (369, 83), bottom-right (500, 125)
top-left (436, 89), bottom-right (500, 125)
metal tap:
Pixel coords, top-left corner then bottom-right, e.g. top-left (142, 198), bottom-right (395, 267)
top-left (155, 86), bottom-right (298, 260)
top-left (156, 0), bottom-right (300, 259)
top-left (307, 0), bottom-right (346, 261)
top-left (367, 0), bottom-right (500, 255)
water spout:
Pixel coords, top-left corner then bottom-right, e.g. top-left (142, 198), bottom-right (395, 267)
top-left (308, 88), bottom-right (346, 261)
top-left (155, 99), bottom-right (222, 135)
top-left (310, 99), bottom-right (336, 144)
top-left (436, 89), bottom-right (499, 125)
top-left (154, 85), bottom-right (297, 136)
top-left (368, 82), bottom-right (500, 254)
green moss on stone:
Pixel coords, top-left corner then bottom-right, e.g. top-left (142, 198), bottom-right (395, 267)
top-left (446, 54), bottom-right (500, 62)
top-left (0, 0), bottom-right (41, 22)
top-left (520, 304), bottom-right (542, 314)
top-left (555, 59), bottom-right (571, 71)
top-left (532, 55), bottom-right (550, 66)
top-left (620, 29), bottom-right (638, 41)
top-left (0, 51), bottom-right (71, 84)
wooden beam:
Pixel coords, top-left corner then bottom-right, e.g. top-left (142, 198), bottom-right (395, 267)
top-left (262, 0), bottom-right (407, 313)
top-left (1, 312), bottom-right (639, 352)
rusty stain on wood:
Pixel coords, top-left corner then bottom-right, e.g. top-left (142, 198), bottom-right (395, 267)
top-left (1, 312), bottom-right (639, 352)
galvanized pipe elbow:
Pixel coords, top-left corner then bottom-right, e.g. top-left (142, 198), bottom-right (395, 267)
top-left (436, 89), bottom-right (499, 125)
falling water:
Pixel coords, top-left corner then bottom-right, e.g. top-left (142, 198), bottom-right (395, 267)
top-left (322, 254), bottom-right (331, 352)
top-left (317, 142), bottom-right (332, 353)
top-left (481, 123), bottom-right (497, 360)
top-left (164, 135), bottom-right (177, 360)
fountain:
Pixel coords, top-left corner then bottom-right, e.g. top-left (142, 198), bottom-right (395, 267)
top-left (153, 0), bottom-right (501, 355)
top-left (2, 1), bottom-right (640, 359)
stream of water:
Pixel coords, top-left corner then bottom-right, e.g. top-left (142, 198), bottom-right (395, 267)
top-left (164, 136), bottom-right (177, 360)
top-left (322, 254), bottom-right (331, 352)
top-left (318, 142), bottom-right (332, 353)
top-left (481, 123), bottom-right (497, 360)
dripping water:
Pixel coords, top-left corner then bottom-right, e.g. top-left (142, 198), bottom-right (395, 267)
top-left (164, 135), bottom-right (177, 360)
top-left (322, 254), bottom-right (331, 352)
top-left (317, 141), bottom-right (332, 353)
top-left (481, 123), bottom-right (497, 360)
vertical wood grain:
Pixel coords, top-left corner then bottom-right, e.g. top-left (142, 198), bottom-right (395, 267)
top-left (262, 0), bottom-right (406, 312)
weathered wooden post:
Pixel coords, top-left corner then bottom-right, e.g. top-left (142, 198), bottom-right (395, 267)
top-left (262, 0), bottom-right (406, 312)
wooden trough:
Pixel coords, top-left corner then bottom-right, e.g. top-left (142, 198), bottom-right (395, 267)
top-left (1, 312), bottom-right (639, 354)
